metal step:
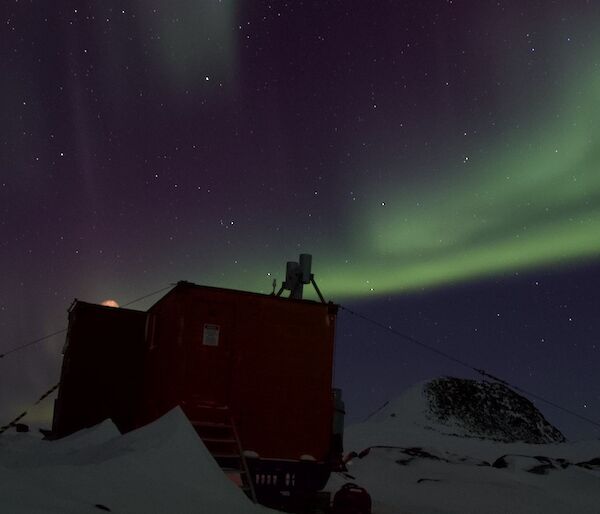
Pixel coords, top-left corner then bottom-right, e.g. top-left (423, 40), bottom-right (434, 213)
top-left (201, 437), bottom-right (237, 444)
top-left (185, 404), bottom-right (257, 503)
top-left (191, 421), bottom-right (230, 428)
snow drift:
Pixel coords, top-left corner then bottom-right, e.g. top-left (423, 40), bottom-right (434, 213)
top-left (0, 407), bottom-right (270, 514)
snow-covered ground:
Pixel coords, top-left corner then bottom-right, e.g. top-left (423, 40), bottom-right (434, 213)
top-left (326, 380), bottom-right (600, 514)
top-left (2, 379), bottom-right (599, 513)
top-left (0, 408), bottom-right (272, 514)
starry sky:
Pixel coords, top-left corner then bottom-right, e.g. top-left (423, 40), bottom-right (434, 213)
top-left (1, 1), bottom-right (600, 440)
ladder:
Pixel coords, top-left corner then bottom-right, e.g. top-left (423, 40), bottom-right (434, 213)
top-left (184, 401), bottom-right (257, 503)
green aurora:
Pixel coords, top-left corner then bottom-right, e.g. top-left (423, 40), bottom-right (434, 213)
top-left (181, 59), bottom-right (600, 302)
top-left (92, 36), bottom-right (600, 305)
top-left (315, 59), bottom-right (600, 298)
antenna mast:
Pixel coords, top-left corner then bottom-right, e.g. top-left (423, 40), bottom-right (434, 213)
top-left (276, 254), bottom-right (326, 303)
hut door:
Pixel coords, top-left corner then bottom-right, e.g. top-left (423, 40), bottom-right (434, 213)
top-left (185, 302), bottom-right (234, 407)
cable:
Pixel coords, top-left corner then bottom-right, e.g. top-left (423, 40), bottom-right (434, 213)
top-left (0, 284), bottom-right (174, 360)
top-left (339, 304), bottom-right (600, 431)
top-left (339, 305), bottom-right (480, 373)
top-left (0, 329), bottom-right (67, 359)
top-left (120, 284), bottom-right (174, 307)
top-left (506, 382), bottom-right (600, 430)
top-left (0, 382), bottom-right (60, 434)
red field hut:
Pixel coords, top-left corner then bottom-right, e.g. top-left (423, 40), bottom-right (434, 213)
top-left (52, 255), bottom-right (345, 506)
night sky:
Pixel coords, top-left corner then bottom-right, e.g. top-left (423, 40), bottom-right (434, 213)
top-left (1, 1), bottom-right (600, 440)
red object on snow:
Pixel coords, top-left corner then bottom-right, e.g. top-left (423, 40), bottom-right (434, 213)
top-left (332, 483), bottom-right (372, 514)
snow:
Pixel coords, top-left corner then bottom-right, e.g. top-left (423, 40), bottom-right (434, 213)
top-left (2, 380), bottom-right (600, 513)
top-left (326, 380), bottom-right (600, 514)
top-left (0, 407), bottom-right (271, 514)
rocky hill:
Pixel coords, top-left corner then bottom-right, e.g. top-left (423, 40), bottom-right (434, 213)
top-left (351, 377), bottom-right (566, 448)
top-left (424, 377), bottom-right (565, 443)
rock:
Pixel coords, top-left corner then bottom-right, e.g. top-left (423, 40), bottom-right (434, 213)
top-left (425, 377), bottom-right (565, 443)
top-left (492, 454), bottom-right (564, 474)
top-left (576, 457), bottom-right (600, 469)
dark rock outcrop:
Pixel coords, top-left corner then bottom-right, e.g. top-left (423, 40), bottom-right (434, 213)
top-left (491, 454), bottom-right (571, 474)
top-left (424, 377), bottom-right (565, 443)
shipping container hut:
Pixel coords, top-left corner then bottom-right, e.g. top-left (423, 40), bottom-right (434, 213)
top-left (142, 281), bottom-right (341, 494)
top-left (52, 301), bottom-right (147, 437)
